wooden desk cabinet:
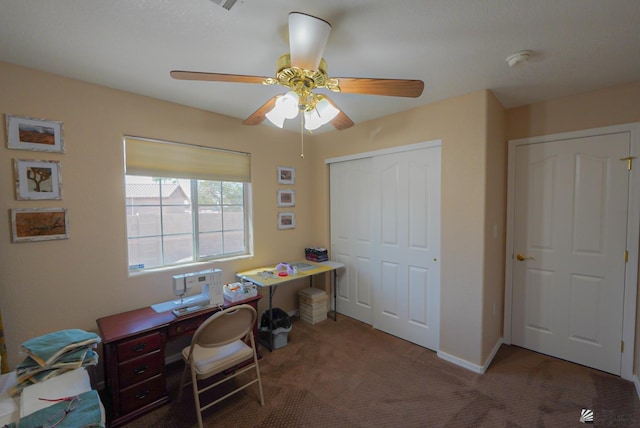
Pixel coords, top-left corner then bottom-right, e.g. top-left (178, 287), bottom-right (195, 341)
top-left (97, 296), bottom-right (261, 427)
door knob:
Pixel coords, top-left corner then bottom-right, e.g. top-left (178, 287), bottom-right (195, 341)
top-left (516, 254), bottom-right (534, 261)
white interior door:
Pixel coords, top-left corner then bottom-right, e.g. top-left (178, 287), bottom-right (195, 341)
top-left (511, 133), bottom-right (630, 375)
top-left (371, 147), bottom-right (441, 350)
top-left (330, 158), bottom-right (374, 324)
top-left (330, 144), bottom-right (441, 351)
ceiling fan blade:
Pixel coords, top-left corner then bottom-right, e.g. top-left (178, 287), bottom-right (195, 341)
top-left (333, 77), bottom-right (424, 98)
top-left (170, 70), bottom-right (269, 85)
top-left (288, 12), bottom-right (331, 70)
top-left (242, 96), bottom-right (278, 126)
top-left (331, 110), bottom-right (355, 131)
top-left (324, 96), bottom-right (354, 130)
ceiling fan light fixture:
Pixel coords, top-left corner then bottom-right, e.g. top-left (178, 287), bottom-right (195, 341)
top-left (304, 97), bottom-right (340, 131)
top-left (288, 12), bottom-right (331, 70)
top-left (316, 97), bottom-right (339, 121)
top-left (265, 91), bottom-right (300, 127)
top-left (279, 90), bottom-right (300, 119)
top-left (265, 106), bottom-right (286, 128)
top-left (303, 110), bottom-right (322, 131)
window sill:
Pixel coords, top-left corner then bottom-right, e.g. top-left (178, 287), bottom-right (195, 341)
top-left (127, 253), bottom-right (255, 277)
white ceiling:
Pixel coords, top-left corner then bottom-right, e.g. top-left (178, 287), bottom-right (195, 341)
top-left (1, 0), bottom-right (638, 133)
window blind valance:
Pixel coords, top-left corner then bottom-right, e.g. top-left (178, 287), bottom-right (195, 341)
top-left (124, 137), bottom-right (251, 182)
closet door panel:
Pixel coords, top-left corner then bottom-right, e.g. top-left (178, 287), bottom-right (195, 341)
top-left (330, 158), bottom-right (374, 323)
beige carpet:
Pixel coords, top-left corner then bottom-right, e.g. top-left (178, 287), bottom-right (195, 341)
top-left (120, 314), bottom-right (640, 427)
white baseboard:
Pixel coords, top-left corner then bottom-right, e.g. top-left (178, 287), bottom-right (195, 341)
top-left (437, 350), bottom-right (484, 373)
top-left (437, 337), bottom-right (504, 374)
top-left (483, 337), bottom-right (504, 372)
top-left (634, 374), bottom-right (640, 400)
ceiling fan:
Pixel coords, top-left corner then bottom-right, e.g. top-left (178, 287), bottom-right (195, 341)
top-left (170, 12), bottom-right (424, 132)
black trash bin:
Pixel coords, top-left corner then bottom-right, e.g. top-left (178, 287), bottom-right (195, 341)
top-left (259, 308), bottom-right (292, 349)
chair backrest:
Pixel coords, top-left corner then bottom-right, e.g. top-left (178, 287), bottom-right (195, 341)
top-left (190, 305), bottom-right (257, 351)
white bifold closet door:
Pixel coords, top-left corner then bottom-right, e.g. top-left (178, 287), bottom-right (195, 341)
top-left (330, 144), bottom-right (441, 351)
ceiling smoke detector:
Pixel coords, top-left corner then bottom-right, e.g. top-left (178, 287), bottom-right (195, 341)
top-left (506, 50), bottom-right (533, 67)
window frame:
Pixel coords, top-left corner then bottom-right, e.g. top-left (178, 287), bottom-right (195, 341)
top-left (123, 137), bottom-right (252, 273)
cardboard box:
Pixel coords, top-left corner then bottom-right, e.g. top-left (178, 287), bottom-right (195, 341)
top-left (298, 288), bottom-right (328, 324)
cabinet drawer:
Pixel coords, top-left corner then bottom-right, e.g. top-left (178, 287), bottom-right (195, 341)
top-left (118, 350), bottom-right (163, 389)
top-left (168, 312), bottom-right (212, 337)
top-left (119, 374), bottom-right (165, 415)
top-left (117, 332), bottom-right (162, 362)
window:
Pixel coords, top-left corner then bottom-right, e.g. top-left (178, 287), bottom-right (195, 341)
top-left (124, 137), bottom-right (251, 271)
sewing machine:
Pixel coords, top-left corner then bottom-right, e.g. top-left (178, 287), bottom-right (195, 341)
top-left (151, 268), bottom-right (224, 315)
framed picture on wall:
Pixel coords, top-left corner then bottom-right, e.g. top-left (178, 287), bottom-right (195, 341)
top-left (277, 189), bottom-right (295, 207)
top-left (278, 212), bottom-right (296, 230)
top-left (6, 115), bottom-right (64, 153)
top-left (277, 166), bottom-right (295, 185)
top-left (14, 159), bottom-right (62, 200)
top-left (11, 208), bottom-right (69, 242)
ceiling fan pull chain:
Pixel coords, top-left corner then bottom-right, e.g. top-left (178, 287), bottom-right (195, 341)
top-left (300, 113), bottom-right (305, 158)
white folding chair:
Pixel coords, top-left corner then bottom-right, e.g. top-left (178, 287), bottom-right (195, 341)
top-left (177, 304), bottom-right (264, 427)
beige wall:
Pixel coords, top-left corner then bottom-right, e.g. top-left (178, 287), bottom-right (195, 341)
top-left (0, 62), bottom-right (315, 369)
top-left (481, 92), bottom-right (507, 362)
top-left (506, 81), bottom-right (640, 140)
top-left (311, 90), bottom-right (505, 367)
top-left (506, 80), bottom-right (640, 380)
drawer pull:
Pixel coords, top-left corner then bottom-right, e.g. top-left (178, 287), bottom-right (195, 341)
top-left (135, 389), bottom-right (150, 400)
top-left (133, 365), bottom-right (148, 375)
top-left (132, 342), bottom-right (147, 353)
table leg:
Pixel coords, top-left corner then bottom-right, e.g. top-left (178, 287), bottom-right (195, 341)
top-left (268, 287), bottom-right (274, 351)
top-left (332, 270), bottom-right (337, 321)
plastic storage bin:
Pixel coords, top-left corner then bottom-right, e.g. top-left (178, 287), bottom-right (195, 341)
top-left (259, 308), bottom-right (292, 349)
top-left (223, 281), bottom-right (258, 302)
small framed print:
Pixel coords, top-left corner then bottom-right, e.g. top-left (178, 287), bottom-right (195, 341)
top-left (11, 208), bottom-right (69, 242)
top-left (277, 189), bottom-right (295, 207)
top-left (277, 166), bottom-right (295, 185)
top-left (278, 212), bottom-right (296, 230)
top-left (6, 115), bottom-right (64, 153)
top-left (14, 159), bottom-right (62, 200)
